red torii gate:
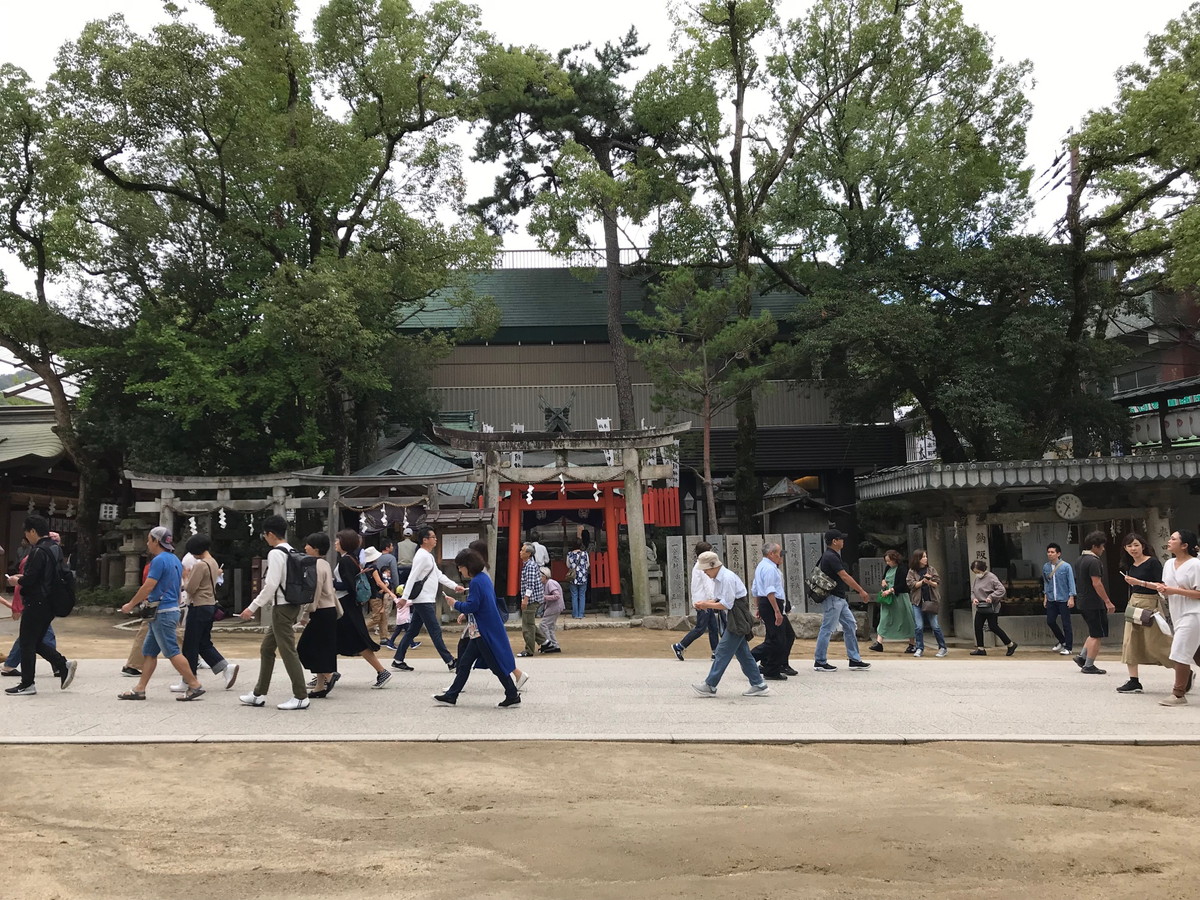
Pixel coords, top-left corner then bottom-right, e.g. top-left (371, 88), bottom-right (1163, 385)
top-left (434, 424), bottom-right (688, 617)
top-left (497, 482), bottom-right (680, 603)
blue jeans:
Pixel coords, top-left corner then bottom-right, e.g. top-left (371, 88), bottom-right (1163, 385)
top-left (570, 583), bottom-right (587, 618)
top-left (814, 595), bottom-right (861, 664)
top-left (5, 623), bottom-right (56, 668)
top-left (679, 608), bottom-right (726, 652)
top-left (143, 609), bottom-right (182, 658)
top-left (394, 603), bottom-right (455, 665)
top-left (1046, 600), bottom-right (1073, 650)
top-left (911, 603), bottom-right (946, 652)
top-left (704, 628), bottom-right (764, 690)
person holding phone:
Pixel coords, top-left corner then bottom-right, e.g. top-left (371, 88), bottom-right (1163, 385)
top-left (1117, 532), bottom-right (1170, 695)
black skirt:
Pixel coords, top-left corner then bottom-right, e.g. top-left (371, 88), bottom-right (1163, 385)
top-left (298, 606), bottom-right (339, 674)
top-left (335, 596), bottom-right (380, 656)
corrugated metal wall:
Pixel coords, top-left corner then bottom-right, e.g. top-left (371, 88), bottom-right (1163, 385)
top-left (429, 381), bottom-right (834, 430)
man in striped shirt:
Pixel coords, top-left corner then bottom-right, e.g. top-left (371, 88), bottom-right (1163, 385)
top-left (519, 543), bottom-right (545, 658)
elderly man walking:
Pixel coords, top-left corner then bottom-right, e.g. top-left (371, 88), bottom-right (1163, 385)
top-left (691, 551), bottom-right (771, 698)
top-left (752, 543), bottom-right (795, 680)
top-left (518, 543), bottom-right (545, 658)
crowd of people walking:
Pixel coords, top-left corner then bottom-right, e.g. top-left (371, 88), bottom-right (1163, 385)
top-left (6, 512), bottom-right (1200, 711)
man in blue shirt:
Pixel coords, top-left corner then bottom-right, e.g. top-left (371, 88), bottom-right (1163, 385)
top-left (751, 543), bottom-right (795, 680)
top-left (118, 526), bottom-right (205, 701)
top-left (1042, 543), bottom-right (1076, 655)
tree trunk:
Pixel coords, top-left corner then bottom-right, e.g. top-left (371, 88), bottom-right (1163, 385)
top-left (602, 208), bottom-right (636, 431)
top-left (733, 393), bottom-right (758, 534)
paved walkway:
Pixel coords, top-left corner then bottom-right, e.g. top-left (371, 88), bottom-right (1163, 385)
top-left (1, 654), bottom-right (1198, 744)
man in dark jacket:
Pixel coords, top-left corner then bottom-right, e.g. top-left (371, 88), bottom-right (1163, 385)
top-left (4, 515), bottom-right (76, 696)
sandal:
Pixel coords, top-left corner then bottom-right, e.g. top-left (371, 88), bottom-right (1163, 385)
top-left (118, 690), bottom-right (146, 700)
top-left (176, 686), bottom-right (206, 701)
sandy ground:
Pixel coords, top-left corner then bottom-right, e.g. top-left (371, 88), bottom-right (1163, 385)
top-left (3, 741), bottom-right (1197, 899)
top-left (5, 616), bottom-right (1187, 898)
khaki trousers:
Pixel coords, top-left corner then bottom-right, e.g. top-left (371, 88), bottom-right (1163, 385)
top-left (367, 596), bottom-right (390, 636)
top-left (252, 603), bottom-right (307, 700)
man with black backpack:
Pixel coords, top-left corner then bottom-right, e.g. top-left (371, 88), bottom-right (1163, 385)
top-left (4, 515), bottom-right (77, 697)
top-left (238, 515), bottom-right (311, 710)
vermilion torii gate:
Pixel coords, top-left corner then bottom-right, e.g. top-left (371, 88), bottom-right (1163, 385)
top-left (433, 423), bottom-right (688, 617)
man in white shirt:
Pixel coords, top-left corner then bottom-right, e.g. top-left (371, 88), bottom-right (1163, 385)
top-left (531, 540), bottom-right (549, 567)
top-left (238, 515), bottom-right (310, 710)
top-left (390, 525), bottom-right (465, 672)
top-left (690, 552), bottom-right (771, 698)
top-left (672, 541), bottom-right (724, 661)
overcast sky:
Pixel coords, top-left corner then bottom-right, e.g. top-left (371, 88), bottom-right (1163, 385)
top-left (0, 0), bottom-right (1189, 375)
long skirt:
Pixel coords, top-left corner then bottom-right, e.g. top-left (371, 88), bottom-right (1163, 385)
top-left (877, 594), bottom-right (916, 641)
top-left (298, 607), bottom-right (339, 674)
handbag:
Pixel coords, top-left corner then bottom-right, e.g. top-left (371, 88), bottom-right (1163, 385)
top-left (406, 576), bottom-right (428, 601)
top-left (876, 591), bottom-right (893, 607)
top-left (921, 599), bottom-right (938, 614)
top-left (136, 600), bottom-right (159, 619)
top-left (1125, 605), bottom-right (1154, 625)
top-left (806, 565), bottom-right (838, 599)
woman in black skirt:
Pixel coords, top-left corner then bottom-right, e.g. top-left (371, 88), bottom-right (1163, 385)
top-left (298, 532), bottom-right (341, 698)
top-left (332, 530), bottom-right (392, 689)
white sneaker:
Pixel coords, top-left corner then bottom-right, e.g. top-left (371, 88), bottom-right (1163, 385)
top-left (197, 659), bottom-right (210, 670)
top-left (1059, 648), bottom-right (1072, 655)
top-left (742, 683), bottom-right (772, 697)
top-left (239, 693), bottom-right (265, 707)
top-left (935, 647), bottom-right (948, 658)
top-left (277, 697), bottom-right (310, 710)
top-left (169, 682), bottom-right (187, 693)
top-left (222, 663), bottom-right (240, 690)
top-left (1051, 643), bottom-right (1063, 652)
top-left (516, 672), bottom-right (529, 691)
top-left (913, 649), bottom-right (923, 658)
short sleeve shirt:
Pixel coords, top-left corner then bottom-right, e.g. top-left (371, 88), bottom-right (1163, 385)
top-left (819, 548), bottom-right (848, 598)
top-left (147, 552), bottom-right (183, 610)
top-left (1074, 553), bottom-right (1104, 610)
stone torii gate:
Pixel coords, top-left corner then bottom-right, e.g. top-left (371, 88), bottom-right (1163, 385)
top-left (433, 423), bottom-right (687, 617)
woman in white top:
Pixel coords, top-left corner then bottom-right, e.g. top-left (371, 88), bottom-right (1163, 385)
top-left (1149, 528), bottom-right (1200, 705)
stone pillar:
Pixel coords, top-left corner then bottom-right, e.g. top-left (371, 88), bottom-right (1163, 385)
top-left (925, 516), bottom-right (951, 636)
top-left (159, 489), bottom-right (175, 533)
top-left (623, 447), bottom-right (650, 618)
top-left (1147, 506), bottom-right (1172, 560)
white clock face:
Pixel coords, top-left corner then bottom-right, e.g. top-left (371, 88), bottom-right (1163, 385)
top-left (1055, 493), bottom-right (1083, 520)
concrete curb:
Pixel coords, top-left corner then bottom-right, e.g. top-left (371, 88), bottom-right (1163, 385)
top-left (4, 733), bottom-right (1200, 746)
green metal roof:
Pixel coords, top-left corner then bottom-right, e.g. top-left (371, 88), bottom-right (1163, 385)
top-left (354, 443), bottom-right (475, 499)
top-left (403, 268), bottom-right (802, 341)
top-left (0, 407), bottom-right (64, 469)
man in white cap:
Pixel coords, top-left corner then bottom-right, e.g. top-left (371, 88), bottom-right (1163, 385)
top-left (690, 551), bottom-right (771, 698)
top-left (117, 526), bottom-right (205, 701)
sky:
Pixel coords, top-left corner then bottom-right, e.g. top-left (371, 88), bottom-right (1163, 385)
top-left (0, 0), bottom-right (1190, 375)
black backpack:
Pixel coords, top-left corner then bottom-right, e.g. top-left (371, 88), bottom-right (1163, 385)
top-left (274, 546), bottom-right (318, 605)
top-left (41, 544), bottom-right (76, 618)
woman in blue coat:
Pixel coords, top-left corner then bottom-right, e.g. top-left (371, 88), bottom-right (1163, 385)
top-left (433, 549), bottom-right (521, 708)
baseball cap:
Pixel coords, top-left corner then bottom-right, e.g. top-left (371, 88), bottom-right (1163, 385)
top-left (824, 529), bottom-right (847, 545)
top-left (149, 526), bottom-right (175, 551)
top-left (403, 527), bottom-right (414, 536)
top-left (696, 551), bottom-right (722, 570)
